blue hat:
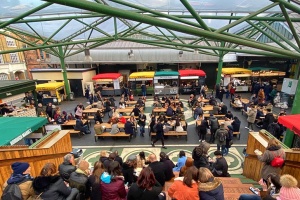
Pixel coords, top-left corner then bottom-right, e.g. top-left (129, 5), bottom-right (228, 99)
top-left (12, 162), bottom-right (29, 175)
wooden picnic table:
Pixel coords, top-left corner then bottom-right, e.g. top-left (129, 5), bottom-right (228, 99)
top-left (61, 120), bottom-right (88, 129)
top-left (125, 101), bottom-right (137, 105)
top-left (100, 122), bottom-right (125, 129)
top-left (83, 108), bottom-right (102, 114)
top-left (116, 108), bottom-right (143, 113)
top-left (161, 100), bottom-right (180, 104)
top-left (195, 119), bottom-right (228, 126)
top-left (241, 98), bottom-right (250, 105)
top-left (152, 107), bottom-right (184, 115)
top-left (202, 105), bottom-right (213, 111)
top-left (198, 99), bottom-right (209, 103)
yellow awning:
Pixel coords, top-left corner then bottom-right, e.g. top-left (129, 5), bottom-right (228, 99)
top-left (129, 71), bottom-right (155, 79)
top-left (221, 68), bottom-right (252, 75)
top-left (36, 82), bottom-right (65, 91)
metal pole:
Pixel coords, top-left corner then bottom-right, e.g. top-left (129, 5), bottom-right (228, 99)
top-left (216, 42), bottom-right (225, 85)
top-left (58, 46), bottom-right (71, 100)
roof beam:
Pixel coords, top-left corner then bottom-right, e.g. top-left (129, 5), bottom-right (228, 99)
top-left (42, 19), bottom-right (72, 45)
top-left (271, 0), bottom-right (300, 14)
top-left (120, 37), bottom-right (294, 58)
top-left (43, 0), bottom-right (300, 58)
top-left (215, 2), bottom-right (279, 33)
top-left (180, 0), bottom-right (211, 31)
top-left (0, 37), bottom-right (113, 55)
top-left (278, 3), bottom-right (300, 48)
top-left (0, 2), bottom-right (53, 29)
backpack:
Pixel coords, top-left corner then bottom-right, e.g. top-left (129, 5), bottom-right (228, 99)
top-left (218, 130), bottom-right (227, 142)
top-left (1, 181), bottom-right (26, 200)
top-left (270, 151), bottom-right (284, 167)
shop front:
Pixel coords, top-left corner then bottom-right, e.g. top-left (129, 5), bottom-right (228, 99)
top-left (179, 69), bottom-right (206, 94)
top-left (92, 73), bottom-right (123, 96)
top-left (36, 82), bottom-right (65, 105)
top-left (128, 71), bottom-right (154, 96)
top-left (154, 71), bottom-right (179, 95)
top-left (221, 68), bottom-right (252, 92)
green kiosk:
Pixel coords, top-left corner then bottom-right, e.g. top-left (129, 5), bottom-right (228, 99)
top-left (154, 71), bottom-right (179, 95)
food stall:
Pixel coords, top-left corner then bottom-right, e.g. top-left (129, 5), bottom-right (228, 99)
top-left (154, 71), bottom-right (179, 95)
top-left (36, 82), bottom-right (65, 105)
top-left (179, 69), bottom-right (206, 94)
top-left (92, 73), bottom-right (123, 96)
top-left (128, 71), bottom-right (154, 96)
top-left (221, 68), bottom-right (252, 92)
top-left (0, 117), bottom-right (47, 146)
top-left (0, 80), bottom-right (37, 117)
top-left (249, 67), bottom-right (286, 88)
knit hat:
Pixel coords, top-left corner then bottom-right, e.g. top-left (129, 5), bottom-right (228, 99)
top-left (11, 162), bottom-right (29, 175)
top-left (276, 187), bottom-right (300, 200)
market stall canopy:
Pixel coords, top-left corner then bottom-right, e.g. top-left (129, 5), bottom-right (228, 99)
top-left (248, 67), bottom-right (279, 71)
top-left (154, 71), bottom-right (179, 80)
top-left (92, 73), bottom-right (122, 81)
top-left (179, 69), bottom-right (206, 77)
top-left (221, 68), bottom-right (252, 75)
top-left (278, 114), bottom-right (300, 136)
top-left (129, 71), bottom-right (155, 81)
top-left (36, 82), bottom-right (65, 91)
top-left (0, 117), bottom-right (48, 146)
top-left (0, 80), bottom-right (36, 101)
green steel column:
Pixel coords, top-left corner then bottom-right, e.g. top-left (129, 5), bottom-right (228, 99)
top-left (216, 42), bottom-right (225, 85)
top-left (58, 46), bottom-right (71, 100)
top-left (284, 60), bottom-right (300, 147)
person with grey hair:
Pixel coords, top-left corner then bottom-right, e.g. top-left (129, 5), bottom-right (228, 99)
top-left (58, 153), bottom-right (77, 182)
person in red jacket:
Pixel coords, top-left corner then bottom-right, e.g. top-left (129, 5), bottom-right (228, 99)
top-left (100, 161), bottom-right (127, 200)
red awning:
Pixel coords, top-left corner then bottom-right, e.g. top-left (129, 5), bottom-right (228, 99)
top-left (278, 114), bottom-right (300, 136)
top-left (92, 73), bottom-right (122, 80)
top-left (179, 69), bottom-right (206, 77)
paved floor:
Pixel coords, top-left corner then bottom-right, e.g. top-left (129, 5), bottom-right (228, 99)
top-left (58, 93), bottom-right (290, 147)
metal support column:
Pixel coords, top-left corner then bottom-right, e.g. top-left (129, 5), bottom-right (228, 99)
top-left (58, 46), bottom-right (71, 100)
top-left (284, 60), bottom-right (300, 147)
top-left (216, 42), bottom-right (225, 85)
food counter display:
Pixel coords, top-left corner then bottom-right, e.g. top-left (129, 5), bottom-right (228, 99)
top-left (92, 73), bottom-right (123, 96)
top-left (154, 71), bottom-right (179, 95)
top-left (128, 71), bottom-right (154, 96)
top-left (221, 68), bottom-right (252, 92)
top-left (179, 69), bottom-right (206, 94)
top-left (36, 82), bottom-right (65, 105)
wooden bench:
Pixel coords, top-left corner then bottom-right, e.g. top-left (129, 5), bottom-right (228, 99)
top-left (94, 132), bottom-right (131, 142)
top-left (68, 129), bottom-right (82, 137)
top-left (233, 132), bottom-right (241, 140)
top-left (150, 131), bottom-right (187, 141)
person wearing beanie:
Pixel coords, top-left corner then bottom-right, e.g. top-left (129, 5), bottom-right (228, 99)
top-left (2, 162), bottom-right (35, 200)
top-left (212, 151), bottom-right (230, 177)
top-left (277, 174), bottom-right (300, 200)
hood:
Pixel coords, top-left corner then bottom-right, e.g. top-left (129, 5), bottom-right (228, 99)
top-left (199, 178), bottom-right (222, 192)
top-left (100, 172), bottom-right (111, 184)
top-left (267, 145), bottom-right (281, 151)
top-left (33, 175), bottom-right (61, 193)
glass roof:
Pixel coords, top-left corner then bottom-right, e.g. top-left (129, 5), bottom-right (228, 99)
top-left (0, 0), bottom-right (299, 59)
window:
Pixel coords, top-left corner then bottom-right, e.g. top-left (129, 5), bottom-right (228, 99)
top-left (10, 53), bottom-right (19, 63)
top-left (6, 37), bottom-right (16, 47)
top-left (0, 54), bottom-right (4, 63)
top-left (0, 73), bottom-right (8, 80)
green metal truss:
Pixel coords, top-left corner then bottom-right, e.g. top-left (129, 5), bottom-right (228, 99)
top-left (0, 0), bottom-right (299, 60)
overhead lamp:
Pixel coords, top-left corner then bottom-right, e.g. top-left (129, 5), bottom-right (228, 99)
top-left (84, 48), bottom-right (93, 62)
top-left (128, 49), bottom-right (134, 58)
top-left (179, 50), bottom-right (183, 57)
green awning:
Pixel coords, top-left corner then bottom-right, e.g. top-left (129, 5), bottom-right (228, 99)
top-left (0, 117), bottom-right (47, 146)
top-left (154, 71), bottom-right (179, 76)
top-left (0, 80), bottom-right (36, 99)
top-left (248, 67), bottom-right (279, 71)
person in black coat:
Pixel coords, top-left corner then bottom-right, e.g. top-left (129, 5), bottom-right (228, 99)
top-left (127, 167), bottom-right (163, 200)
top-left (159, 152), bottom-right (175, 181)
top-left (58, 154), bottom-right (76, 182)
top-left (151, 119), bottom-right (167, 149)
top-left (125, 120), bottom-right (135, 136)
top-left (231, 116), bottom-right (241, 132)
top-left (94, 110), bottom-right (103, 124)
top-left (86, 161), bottom-right (105, 200)
top-left (192, 142), bottom-right (212, 169)
top-left (212, 151), bottom-right (230, 177)
top-left (148, 154), bottom-right (167, 187)
top-left (220, 103), bottom-right (227, 115)
top-left (122, 155), bottom-right (137, 186)
top-left (33, 163), bottom-right (79, 200)
top-left (114, 150), bottom-right (123, 166)
top-left (263, 109), bottom-right (275, 130)
top-left (198, 118), bottom-right (209, 142)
